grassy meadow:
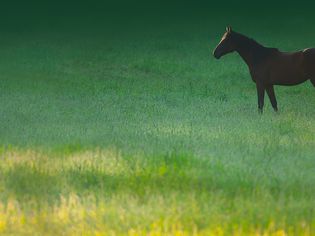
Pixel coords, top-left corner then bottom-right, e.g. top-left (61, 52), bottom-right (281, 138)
top-left (0, 9), bottom-right (315, 235)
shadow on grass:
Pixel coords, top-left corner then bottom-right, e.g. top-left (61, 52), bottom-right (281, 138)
top-left (2, 152), bottom-right (314, 203)
top-left (3, 165), bottom-right (60, 199)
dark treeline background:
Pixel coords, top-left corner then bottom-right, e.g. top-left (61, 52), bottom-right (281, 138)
top-left (0, 1), bottom-right (313, 33)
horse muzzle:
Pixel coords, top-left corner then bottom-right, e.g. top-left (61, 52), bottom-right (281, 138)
top-left (213, 51), bottom-right (221, 59)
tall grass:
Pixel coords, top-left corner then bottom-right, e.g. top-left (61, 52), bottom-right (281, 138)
top-left (0, 149), bottom-right (314, 235)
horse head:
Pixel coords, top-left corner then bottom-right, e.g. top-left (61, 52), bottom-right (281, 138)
top-left (213, 26), bottom-right (236, 59)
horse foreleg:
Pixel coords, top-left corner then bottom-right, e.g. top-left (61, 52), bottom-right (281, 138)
top-left (266, 85), bottom-right (278, 112)
top-left (256, 83), bottom-right (265, 113)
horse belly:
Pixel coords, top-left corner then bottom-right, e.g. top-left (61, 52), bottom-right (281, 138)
top-left (270, 55), bottom-right (307, 85)
top-left (271, 70), bottom-right (307, 86)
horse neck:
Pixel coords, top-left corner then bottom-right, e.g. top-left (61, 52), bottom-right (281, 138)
top-left (234, 34), bottom-right (266, 67)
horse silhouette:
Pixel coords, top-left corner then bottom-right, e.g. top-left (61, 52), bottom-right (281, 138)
top-left (213, 27), bottom-right (315, 113)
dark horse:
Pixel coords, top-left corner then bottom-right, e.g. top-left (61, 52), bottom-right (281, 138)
top-left (213, 27), bottom-right (315, 113)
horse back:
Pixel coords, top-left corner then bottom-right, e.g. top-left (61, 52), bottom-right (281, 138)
top-left (303, 48), bottom-right (315, 64)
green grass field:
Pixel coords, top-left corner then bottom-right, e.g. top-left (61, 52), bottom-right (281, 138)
top-left (0, 13), bottom-right (315, 235)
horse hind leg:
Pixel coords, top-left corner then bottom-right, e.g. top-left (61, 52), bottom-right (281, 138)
top-left (266, 85), bottom-right (278, 111)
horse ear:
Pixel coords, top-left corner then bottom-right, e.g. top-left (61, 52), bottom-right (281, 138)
top-left (226, 26), bottom-right (232, 32)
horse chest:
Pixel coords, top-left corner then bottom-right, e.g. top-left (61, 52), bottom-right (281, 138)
top-left (249, 66), bottom-right (270, 83)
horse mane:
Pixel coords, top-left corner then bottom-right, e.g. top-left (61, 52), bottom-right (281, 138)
top-left (232, 31), bottom-right (278, 64)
